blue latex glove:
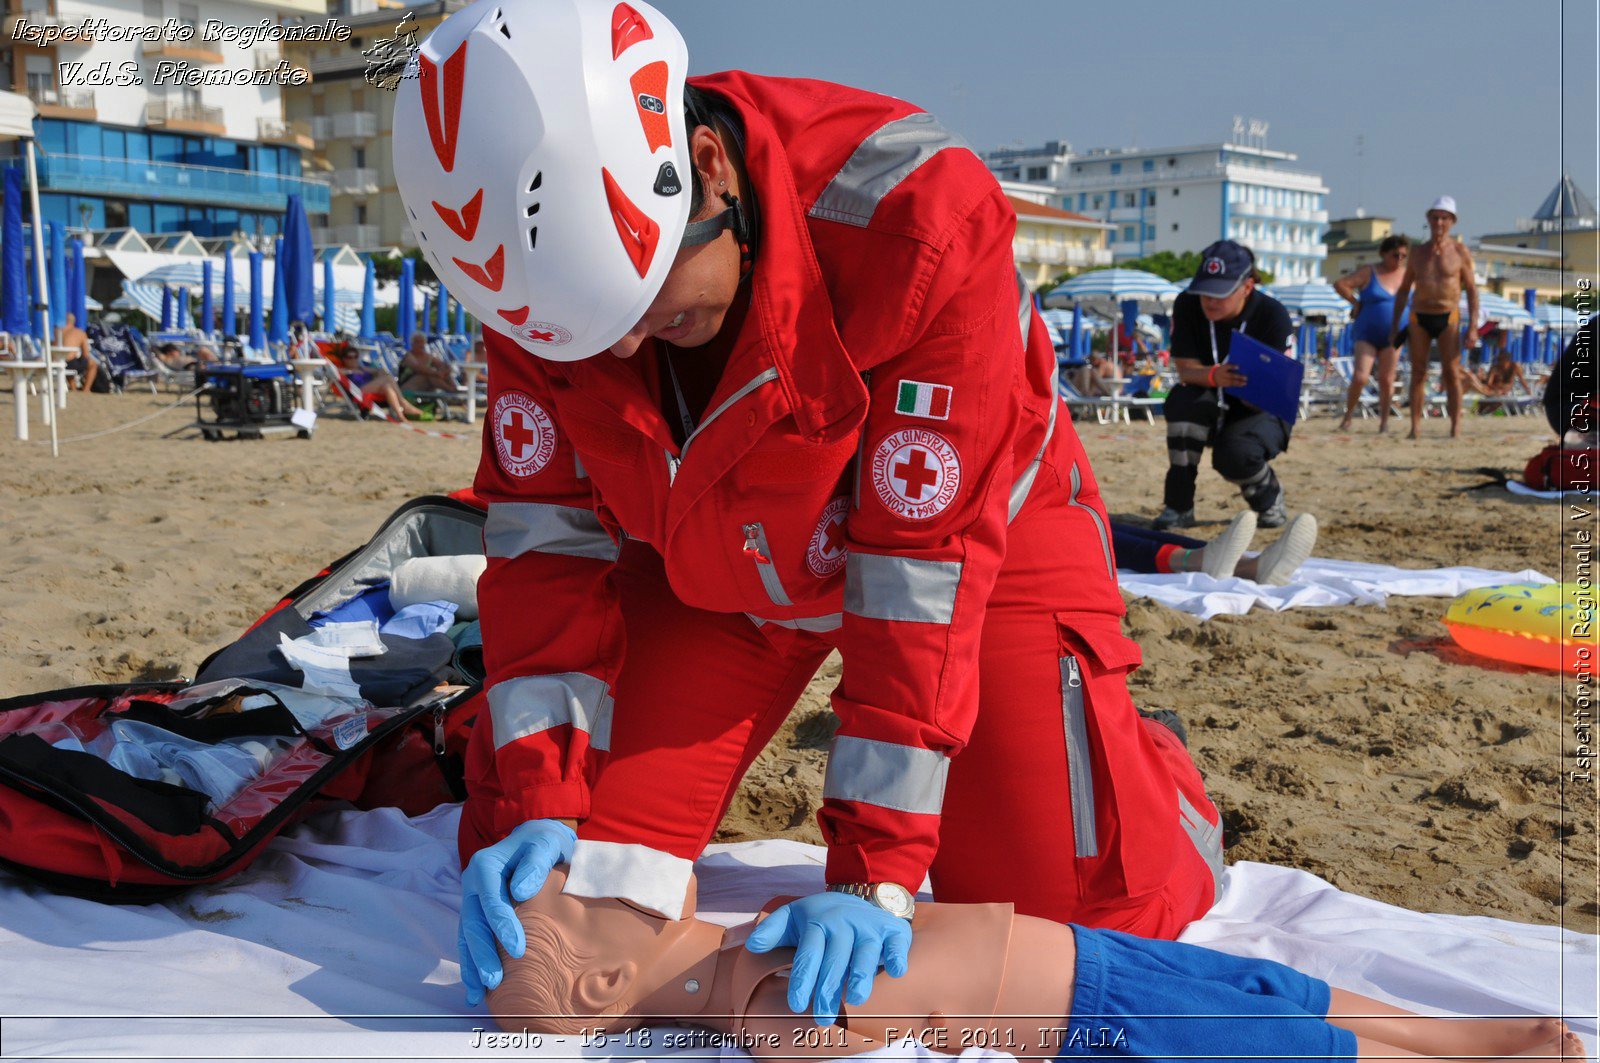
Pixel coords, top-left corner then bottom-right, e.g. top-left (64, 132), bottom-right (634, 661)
top-left (744, 890), bottom-right (912, 1026)
top-left (457, 818), bottom-right (576, 1006)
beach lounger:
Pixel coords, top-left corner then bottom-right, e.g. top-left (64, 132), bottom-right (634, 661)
top-left (86, 322), bottom-right (160, 394)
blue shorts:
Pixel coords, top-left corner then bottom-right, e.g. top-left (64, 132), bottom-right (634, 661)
top-left (1059, 925), bottom-right (1358, 1062)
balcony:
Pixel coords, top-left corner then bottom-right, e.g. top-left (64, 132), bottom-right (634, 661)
top-left (259, 117), bottom-right (315, 151)
top-left (140, 37), bottom-right (224, 64)
top-left (35, 153), bottom-right (332, 213)
top-left (332, 167), bottom-right (379, 195)
top-left (27, 86), bottom-right (96, 121)
top-left (4, 9), bottom-right (69, 35)
top-left (304, 52), bottom-right (368, 78)
top-left (146, 98), bottom-right (225, 136)
top-left (1014, 239), bottom-right (1112, 268)
top-left (313, 223), bottom-right (380, 247)
top-left (311, 111), bottom-right (379, 142)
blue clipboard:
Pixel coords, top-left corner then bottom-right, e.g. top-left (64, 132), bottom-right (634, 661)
top-left (1223, 330), bottom-right (1304, 424)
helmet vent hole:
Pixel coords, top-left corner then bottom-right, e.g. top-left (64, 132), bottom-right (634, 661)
top-left (528, 172), bottom-right (542, 193)
top-left (498, 21), bottom-right (511, 38)
top-left (527, 227), bottom-right (538, 251)
top-left (407, 206), bottom-right (416, 220)
top-left (525, 203), bottom-right (539, 217)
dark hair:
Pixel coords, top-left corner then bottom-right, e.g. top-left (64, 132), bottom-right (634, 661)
top-left (1379, 234), bottom-right (1410, 256)
top-left (683, 84), bottom-right (711, 218)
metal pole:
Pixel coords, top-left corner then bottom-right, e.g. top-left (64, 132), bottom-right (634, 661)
top-left (24, 140), bottom-right (56, 458)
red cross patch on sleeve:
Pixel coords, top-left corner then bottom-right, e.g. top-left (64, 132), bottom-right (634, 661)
top-left (492, 391), bottom-right (558, 478)
top-left (870, 428), bottom-right (962, 520)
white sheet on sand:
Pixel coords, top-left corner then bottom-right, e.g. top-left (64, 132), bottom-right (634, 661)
top-left (1118, 559), bottom-right (1553, 621)
top-left (1507, 480), bottom-right (1570, 501)
top-left (2, 804), bottom-right (1593, 1061)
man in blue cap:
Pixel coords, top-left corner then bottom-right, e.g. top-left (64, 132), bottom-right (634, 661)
top-left (1154, 240), bottom-right (1295, 530)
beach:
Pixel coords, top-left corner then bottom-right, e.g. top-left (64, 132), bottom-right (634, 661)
top-left (0, 389), bottom-right (1588, 932)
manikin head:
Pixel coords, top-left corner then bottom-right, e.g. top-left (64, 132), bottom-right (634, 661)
top-left (488, 867), bottom-right (716, 1035)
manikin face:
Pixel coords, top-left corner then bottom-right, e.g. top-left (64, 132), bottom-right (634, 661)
top-left (1426, 210), bottom-right (1455, 239)
top-left (1199, 276), bottom-right (1256, 322)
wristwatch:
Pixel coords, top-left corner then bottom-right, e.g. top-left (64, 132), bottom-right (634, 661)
top-left (826, 881), bottom-right (915, 919)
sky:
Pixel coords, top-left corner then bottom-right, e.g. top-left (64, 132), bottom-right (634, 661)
top-left (653, 0), bottom-right (1598, 242)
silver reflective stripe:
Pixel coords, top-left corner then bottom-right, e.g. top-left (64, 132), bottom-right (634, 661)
top-left (1177, 789), bottom-right (1224, 894)
top-left (844, 552), bottom-right (962, 624)
top-left (1015, 267), bottom-right (1032, 344)
top-left (747, 612), bottom-right (844, 633)
top-left (1060, 656), bottom-right (1098, 858)
top-left (1066, 461), bottom-right (1115, 580)
top-left (488, 671), bottom-right (614, 752)
top-left (1167, 449), bottom-right (1200, 467)
top-left (825, 734), bottom-right (949, 815)
top-left (1008, 393), bottom-right (1059, 523)
top-left (680, 367), bottom-right (779, 461)
top-left (809, 112), bottom-right (969, 228)
top-left (1167, 422), bottom-right (1210, 441)
top-left (484, 502), bottom-right (619, 562)
top-left (574, 451), bottom-right (588, 480)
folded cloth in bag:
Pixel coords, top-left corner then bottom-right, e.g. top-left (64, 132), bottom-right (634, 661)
top-left (389, 555), bottom-right (487, 620)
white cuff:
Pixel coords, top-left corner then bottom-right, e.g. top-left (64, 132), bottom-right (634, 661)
top-left (562, 839), bottom-right (694, 920)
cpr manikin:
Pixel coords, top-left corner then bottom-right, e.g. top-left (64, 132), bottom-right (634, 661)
top-left (487, 868), bottom-right (1580, 1062)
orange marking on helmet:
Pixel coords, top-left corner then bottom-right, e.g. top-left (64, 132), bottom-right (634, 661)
top-left (630, 61), bottom-right (670, 152)
top-left (418, 40), bottom-right (468, 173)
top-left (497, 305), bottom-right (530, 325)
top-left (610, 2), bottom-right (652, 59)
top-left (432, 188), bottom-right (484, 241)
top-left (601, 167), bottom-right (659, 278)
top-left (453, 244), bottom-right (505, 292)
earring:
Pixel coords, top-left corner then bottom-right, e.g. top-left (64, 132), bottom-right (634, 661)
top-left (684, 979), bottom-right (701, 994)
top-left (718, 180), bottom-right (726, 188)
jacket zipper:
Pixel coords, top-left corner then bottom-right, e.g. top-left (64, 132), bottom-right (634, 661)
top-left (741, 521), bottom-right (792, 607)
top-left (1061, 655), bottom-right (1099, 858)
top-left (663, 367), bottom-right (780, 487)
top-left (1066, 461), bottom-right (1115, 580)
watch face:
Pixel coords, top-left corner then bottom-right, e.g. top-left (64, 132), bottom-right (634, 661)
top-left (872, 882), bottom-right (915, 918)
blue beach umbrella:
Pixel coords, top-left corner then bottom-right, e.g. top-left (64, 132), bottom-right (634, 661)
top-left (177, 285), bottom-right (191, 329)
top-left (1067, 304), bottom-right (1083, 364)
top-left (269, 237), bottom-right (288, 347)
top-left (437, 283), bottom-right (449, 335)
top-left (454, 297), bottom-right (466, 337)
top-left (200, 260), bottom-right (214, 334)
top-left (248, 251), bottom-right (266, 352)
top-left (323, 255), bottom-right (335, 331)
top-left (359, 258), bottom-right (376, 339)
top-left (422, 292), bottom-right (432, 337)
top-left (46, 222), bottom-right (65, 332)
top-left (1520, 288), bottom-right (1539, 365)
top-left (160, 286), bottom-right (174, 330)
top-left (398, 258), bottom-right (415, 340)
top-left (1, 168), bottom-right (28, 335)
top-left (222, 254), bottom-right (236, 336)
top-left (65, 236), bottom-right (86, 327)
top-left (280, 194), bottom-right (315, 326)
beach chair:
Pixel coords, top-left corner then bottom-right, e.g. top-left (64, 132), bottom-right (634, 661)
top-left (87, 323), bottom-right (160, 394)
top-left (1111, 377), bottom-right (1162, 424)
top-left (1057, 371), bottom-right (1122, 424)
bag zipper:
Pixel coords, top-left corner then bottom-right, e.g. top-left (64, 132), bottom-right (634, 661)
top-left (741, 521), bottom-right (792, 607)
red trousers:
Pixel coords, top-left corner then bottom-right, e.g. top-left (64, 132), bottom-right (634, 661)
top-left (471, 449), bottom-right (1224, 939)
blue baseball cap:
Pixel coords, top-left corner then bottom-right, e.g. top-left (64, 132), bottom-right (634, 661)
top-left (1189, 240), bottom-right (1255, 298)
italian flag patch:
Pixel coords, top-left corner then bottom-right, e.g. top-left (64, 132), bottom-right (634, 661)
top-left (895, 380), bottom-right (952, 420)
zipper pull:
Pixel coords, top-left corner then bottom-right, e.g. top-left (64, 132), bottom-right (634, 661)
top-left (433, 702), bottom-right (447, 757)
top-left (741, 522), bottom-right (771, 564)
top-left (1065, 656), bottom-right (1082, 688)
top-left (666, 450), bottom-right (680, 485)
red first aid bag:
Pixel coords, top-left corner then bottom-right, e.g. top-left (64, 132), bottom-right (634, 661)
top-left (1524, 444), bottom-right (1598, 491)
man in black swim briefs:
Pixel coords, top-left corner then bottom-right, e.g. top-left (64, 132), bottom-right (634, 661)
top-left (1390, 195), bottom-right (1479, 439)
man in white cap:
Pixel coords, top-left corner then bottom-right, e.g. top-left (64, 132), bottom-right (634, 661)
top-left (1390, 195), bottom-right (1479, 438)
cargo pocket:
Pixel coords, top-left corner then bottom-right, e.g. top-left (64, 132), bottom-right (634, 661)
top-left (1054, 610), bottom-right (1168, 900)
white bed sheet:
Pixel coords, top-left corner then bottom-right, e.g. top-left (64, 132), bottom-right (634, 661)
top-left (1117, 558), bottom-right (1553, 620)
top-left (2, 804), bottom-right (1593, 1061)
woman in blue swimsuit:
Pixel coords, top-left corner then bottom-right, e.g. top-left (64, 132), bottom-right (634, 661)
top-left (1333, 234), bottom-right (1410, 432)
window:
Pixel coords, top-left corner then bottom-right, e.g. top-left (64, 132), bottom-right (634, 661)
top-left (1142, 160), bottom-right (1153, 172)
top-left (1026, 166), bottom-right (1047, 181)
top-left (1167, 157), bottom-right (1176, 166)
top-left (353, 146), bottom-right (366, 168)
top-left (1078, 193), bottom-right (1087, 209)
top-left (1092, 195), bottom-right (1103, 209)
top-left (1110, 162), bottom-right (1121, 175)
top-left (1171, 223), bottom-right (1179, 232)
top-left (178, 2), bottom-right (197, 29)
top-left (1144, 191), bottom-right (1156, 206)
top-left (1143, 224), bottom-right (1154, 240)
top-left (1122, 226), bottom-right (1136, 242)
top-left (355, 203), bottom-right (368, 224)
top-left (1172, 187), bottom-right (1179, 196)
top-left (1123, 192), bottom-right (1134, 207)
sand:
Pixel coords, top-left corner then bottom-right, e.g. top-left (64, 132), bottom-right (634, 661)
top-left (0, 386), bottom-right (1591, 933)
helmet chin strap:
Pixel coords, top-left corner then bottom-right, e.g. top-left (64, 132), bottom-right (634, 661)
top-left (679, 191), bottom-right (755, 278)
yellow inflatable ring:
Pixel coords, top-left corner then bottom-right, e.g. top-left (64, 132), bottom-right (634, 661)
top-left (1443, 582), bottom-right (1596, 674)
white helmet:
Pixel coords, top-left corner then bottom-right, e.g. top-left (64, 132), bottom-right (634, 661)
top-left (394, 0), bottom-right (693, 360)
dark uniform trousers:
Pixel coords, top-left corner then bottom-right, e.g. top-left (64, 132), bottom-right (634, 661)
top-left (1162, 384), bottom-right (1289, 514)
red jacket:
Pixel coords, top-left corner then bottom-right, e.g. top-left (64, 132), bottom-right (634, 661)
top-left (470, 72), bottom-right (1105, 894)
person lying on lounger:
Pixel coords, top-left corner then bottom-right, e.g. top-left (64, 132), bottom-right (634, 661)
top-left (1113, 510), bottom-right (1318, 586)
top-left (483, 867), bottom-right (1582, 1063)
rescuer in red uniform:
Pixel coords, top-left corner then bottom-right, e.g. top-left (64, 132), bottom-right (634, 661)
top-left (394, 0), bottom-right (1223, 1025)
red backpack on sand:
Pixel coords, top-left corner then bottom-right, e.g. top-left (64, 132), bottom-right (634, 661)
top-left (1523, 445), bottom-right (1597, 491)
top-left (0, 493), bottom-right (488, 902)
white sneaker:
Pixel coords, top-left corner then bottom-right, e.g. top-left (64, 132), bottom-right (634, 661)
top-left (1200, 510), bottom-right (1258, 579)
top-left (1255, 513), bottom-right (1319, 586)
